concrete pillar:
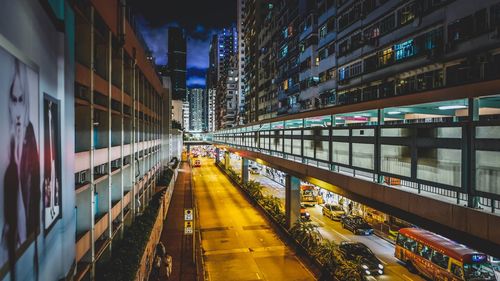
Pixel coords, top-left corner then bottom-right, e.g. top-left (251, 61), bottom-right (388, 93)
top-left (285, 175), bottom-right (301, 229)
top-left (224, 151), bottom-right (230, 170)
top-left (241, 158), bottom-right (249, 184)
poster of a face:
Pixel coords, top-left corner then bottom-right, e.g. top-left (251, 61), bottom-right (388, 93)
top-left (43, 95), bottom-right (61, 231)
top-left (0, 45), bottom-right (40, 270)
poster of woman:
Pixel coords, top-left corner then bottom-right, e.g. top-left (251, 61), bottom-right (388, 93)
top-left (0, 44), bottom-right (40, 274)
top-left (43, 94), bottom-right (61, 231)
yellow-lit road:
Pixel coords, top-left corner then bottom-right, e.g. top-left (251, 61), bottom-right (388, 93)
top-left (193, 157), bottom-right (315, 281)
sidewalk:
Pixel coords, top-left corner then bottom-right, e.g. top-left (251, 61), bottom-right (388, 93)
top-left (151, 162), bottom-right (196, 281)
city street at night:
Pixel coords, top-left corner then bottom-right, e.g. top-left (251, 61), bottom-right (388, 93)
top-left (193, 157), bottom-right (315, 281)
top-left (3, 0), bottom-right (500, 280)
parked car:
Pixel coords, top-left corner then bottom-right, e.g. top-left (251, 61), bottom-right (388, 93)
top-left (341, 216), bottom-right (374, 235)
top-left (300, 204), bottom-right (310, 221)
top-left (339, 242), bottom-right (384, 276)
top-left (322, 204), bottom-right (345, 221)
top-left (249, 166), bottom-right (260, 174)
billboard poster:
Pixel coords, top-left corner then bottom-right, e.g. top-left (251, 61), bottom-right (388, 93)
top-left (0, 43), bottom-right (40, 274)
top-left (43, 94), bottom-right (61, 232)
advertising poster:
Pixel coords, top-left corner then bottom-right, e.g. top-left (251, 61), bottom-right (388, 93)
top-left (0, 44), bottom-right (40, 272)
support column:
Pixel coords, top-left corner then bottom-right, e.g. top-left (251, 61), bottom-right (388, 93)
top-left (285, 175), bottom-right (301, 229)
top-left (241, 157), bottom-right (249, 184)
top-left (224, 151), bottom-right (230, 170)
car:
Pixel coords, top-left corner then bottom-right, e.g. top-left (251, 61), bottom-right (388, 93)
top-left (300, 204), bottom-right (310, 221)
top-left (249, 166), bottom-right (260, 174)
top-left (341, 216), bottom-right (374, 235)
top-left (193, 159), bottom-right (201, 167)
top-left (339, 242), bottom-right (384, 276)
top-left (322, 204), bottom-right (345, 221)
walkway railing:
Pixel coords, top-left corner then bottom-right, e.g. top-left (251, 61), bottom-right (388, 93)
top-left (212, 102), bottom-right (500, 214)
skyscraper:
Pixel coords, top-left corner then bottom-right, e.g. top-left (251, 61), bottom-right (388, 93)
top-left (188, 88), bottom-right (204, 132)
top-left (237, 0), bottom-right (247, 125)
top-left (167, 27), bottom-right (187, 100)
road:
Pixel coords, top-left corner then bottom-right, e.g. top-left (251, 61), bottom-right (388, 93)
top-left (250, 172), bottom-right (423, 281)
top-left (193, 158), bottom-right (315, 281)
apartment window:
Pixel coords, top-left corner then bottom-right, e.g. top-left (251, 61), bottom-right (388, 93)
top-left (280, 45), bottom-right (288, 58)
top-left (350, 61), bottom-right (362, 77)
top-left (351, 33), bottom-right (363, 51)
top-left (394, 39), bottom-right (416, 60)
top-left (378, 47), bottom-right (394, 66)
top-left (339, 67), bottom-right (349, 81)
top-left (319, 24), bottom-right (328, 39)
top-left (327, 42), bottom-right (335, 56)
top-left (327, 17), bottom-right (335, 33)
top-left (380, 14), bottom-right (395, 35)
top-left (364, 55), bottom-right (378, 72)
top-left (318, 47), bottom-right (328, 61)
top-left (475, 9), bottom-right (488, 34)
top-left (448, 16), bottom-right (474, 42)
top-left (398, 2), bottom-right (416, 26)
top-left (339, 40), bottom-right (349, 56)
top-left (491, 3), bottom-right (500, 27)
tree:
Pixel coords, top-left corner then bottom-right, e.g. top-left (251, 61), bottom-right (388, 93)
top-left (290, 221), bottom-right (323, 251)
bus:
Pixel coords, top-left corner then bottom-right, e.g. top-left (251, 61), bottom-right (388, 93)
top-left (395, 228), bottom-right (497, 281)
top-left (300, 184), bottom-right (317, 207)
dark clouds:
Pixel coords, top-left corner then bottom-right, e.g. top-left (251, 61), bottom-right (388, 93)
top-left (130, 0), bottom-right (236, 87)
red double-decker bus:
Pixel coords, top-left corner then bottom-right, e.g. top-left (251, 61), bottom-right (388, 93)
top-left (395, 228), bottom-right (497, 280)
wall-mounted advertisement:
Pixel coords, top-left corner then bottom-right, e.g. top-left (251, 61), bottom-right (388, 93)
top-left (0, 44), bottom-right (40, 274)
top-left (43, 94), bottom-right (61, 232)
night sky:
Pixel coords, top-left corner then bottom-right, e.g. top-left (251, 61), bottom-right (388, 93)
top-left (129, 0), bottom-right (237, 88)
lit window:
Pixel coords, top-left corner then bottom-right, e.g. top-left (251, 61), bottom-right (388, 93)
top-left (394, 39), bottom-right (415, 60)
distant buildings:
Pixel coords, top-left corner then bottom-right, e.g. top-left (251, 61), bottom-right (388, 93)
top-left (188, 88), bottom-right (204, 132)
top-left (182, 100), bottom-right (190, 130)
top-left (168, 27), bottom-right (187, 100)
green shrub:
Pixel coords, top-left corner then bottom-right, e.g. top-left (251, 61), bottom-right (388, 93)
top-left (96, 192), bottom-right (164, 281)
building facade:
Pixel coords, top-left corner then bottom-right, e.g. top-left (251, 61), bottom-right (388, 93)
top-left (188, 88), bottom-right (204, 132)
top-left (237, 0), bottom-right (247, 125)
top-left (182, 100), bottom-right (190, 131)
top-left (168, 27), bottom-right (187, 101)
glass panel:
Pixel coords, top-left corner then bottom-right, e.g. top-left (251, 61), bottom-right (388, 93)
top-left (304, 140), bottom-right (314, 158)
top-left (332, 142), bottom-right (349, 165)
top-left (304, 115), bottom-right (332, 127)
top-left (285, 119), bottom-right (303, 128)
top-left (352, 129), bottom-right (374, 137)
top-left (316, 141), bottom-right (329, 161)
top-left (352, 143), bottom-right (374, 170)
top-left (436, 127), bottom-right (461, 138)
top-left (381, 145), bottom-right (411, 177)
top-left (476, 126), bottom-right (500, 139)
top-left (476, 150), bottom-right (500, 195)
top-left (417, 148), bottom-right (461, 187)
top-left (381, 127), bottom-right (411, 137)
top-left (292, 139), bottom-right (302, 156)
top-left (284, 139), bottom-right (292, 153)
top-left (332, 129), bottom-right (349, 136)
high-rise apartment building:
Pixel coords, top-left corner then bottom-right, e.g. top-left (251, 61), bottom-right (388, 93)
top-left (182, 100), bottom-right (190, 130)
top-left (188, 88), bottom-right (204, 132)
top-left (168, 27), bottom-right (187, 100)
top-left (211, 26), bottom-right (240, 130)
top-left (237, 0), bottom-right (247, 125)
top-left (206, 88), bottom-right (216, 132)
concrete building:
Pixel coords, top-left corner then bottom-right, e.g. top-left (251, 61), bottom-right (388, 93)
top-left (207, 88), bottom-right (216, 132)
top-left (237, 0), bottom-right (247, 125)
top-left (167, 27), bottom-right (187, 101)
top-left (182, 100), bottom-right (190, 131)
top-left (188, 88), bottom-right (204, 132)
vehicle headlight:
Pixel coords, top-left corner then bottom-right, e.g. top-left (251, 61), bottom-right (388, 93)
top-left (362, 264), bottom-right (368, 270)
top-left (365, 270), bottom-right (371, 275)
top-left (378, 270), bottom-right (383, 275)
top-left (378, 264), bottom-right (384, 269)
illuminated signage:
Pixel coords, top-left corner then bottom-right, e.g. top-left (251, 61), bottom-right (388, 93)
top-left (394, 39), bottom-right (415, 60)
top-left (471, 254), bottom-right (487, 263)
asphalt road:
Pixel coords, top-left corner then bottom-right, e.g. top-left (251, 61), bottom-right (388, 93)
top-left (193, 158), bottom-right (315, 281)
top-left (250, 173), bottom-right (423, 281)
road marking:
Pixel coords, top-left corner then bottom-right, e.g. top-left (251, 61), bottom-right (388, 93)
top-left (255, 272), bottom-right (261, 280)
top-left (402, 274), bottom-right (414, 281)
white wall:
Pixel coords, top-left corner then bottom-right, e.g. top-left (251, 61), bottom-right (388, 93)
top-left (0, 1), bottom-right (75, 280)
